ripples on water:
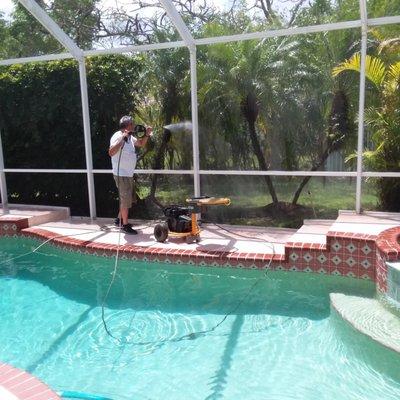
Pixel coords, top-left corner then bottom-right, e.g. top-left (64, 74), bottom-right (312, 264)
top-left (0, 237), bottom-right (399, 400)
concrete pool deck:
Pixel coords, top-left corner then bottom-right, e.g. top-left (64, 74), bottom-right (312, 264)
top-left (1, 206), bottom-right (400, 259)
top-left (1, 205), bottom-right (400, 276)
top-left (0, 363), bottom-right (60, 400)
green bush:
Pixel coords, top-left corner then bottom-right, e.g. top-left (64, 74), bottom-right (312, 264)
top-left (0, 55), bottom-right (144, 214)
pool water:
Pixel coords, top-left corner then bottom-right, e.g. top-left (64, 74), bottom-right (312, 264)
top-left (1, 236), bottom-right (400, 400)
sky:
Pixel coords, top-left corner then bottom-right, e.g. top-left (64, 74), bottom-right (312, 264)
top-left (0, 0), bottom-right (14, 18)
top-left (0, 0), bottom-right (235, 19)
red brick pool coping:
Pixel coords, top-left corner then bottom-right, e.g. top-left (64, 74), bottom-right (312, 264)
top-left (2, 218), bottom-right (400, 282)
top-left (375, 226), bottom-right (400, 292)
top-left (0, 363), bottom-right (60, 400)
top-left (1, 226), bottom-right (379, 280)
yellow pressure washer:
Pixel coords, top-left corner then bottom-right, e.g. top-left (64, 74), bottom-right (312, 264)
top-left (153, 196), bottom-right (231, 244)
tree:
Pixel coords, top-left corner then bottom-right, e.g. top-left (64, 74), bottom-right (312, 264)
top-left (0, 55), bottom-right (144, 215)
top-left (333, 49), bottom-right (400, 210)
top-left (5, 0), bottom-right (99, 57)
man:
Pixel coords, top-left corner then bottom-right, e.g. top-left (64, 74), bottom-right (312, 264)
top-left (109, 115), bottom-right (152, 234)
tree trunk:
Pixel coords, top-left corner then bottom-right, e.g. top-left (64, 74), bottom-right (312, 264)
top-left (247, 119), bottom-right (279, 204)
top-left (242, 92), bottom-right (278, 204)
top-left (291, 147), bottom-right (331, 205)
top-left (292, 90), bottom-right (350, 206)
top-left (149, 128), bottom-right (172, 200)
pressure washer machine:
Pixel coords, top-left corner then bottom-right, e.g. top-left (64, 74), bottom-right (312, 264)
top-left (153, 196), bottom-right (231, 244)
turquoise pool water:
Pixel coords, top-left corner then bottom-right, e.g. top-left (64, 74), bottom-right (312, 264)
top-left (1, 236), bottom-right (400, 400)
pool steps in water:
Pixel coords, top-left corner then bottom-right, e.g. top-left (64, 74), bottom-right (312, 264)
top-left (330, 293), bottom-right (400, 353)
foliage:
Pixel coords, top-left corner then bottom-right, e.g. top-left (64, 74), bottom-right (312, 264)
top-left (0, 55), bottom-right (144, 214)
top-left (1, 0), bottom-right (399, 224)
top-left (333, 47), bottom-right (400, 210)
top-left (1, 0), bottom-right (99, 58)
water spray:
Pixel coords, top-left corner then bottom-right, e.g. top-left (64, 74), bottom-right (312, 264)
top-left (163, 121), bottom-right (192, 133)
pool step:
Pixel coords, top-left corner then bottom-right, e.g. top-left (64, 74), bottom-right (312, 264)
top-left (288, 219), bottom-right (334, 246)
top-left (1, 204), bottom-right (69, 231)
top-left (330, 293), bottom-right (400, 353)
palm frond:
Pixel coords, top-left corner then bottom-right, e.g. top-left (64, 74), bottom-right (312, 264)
top-left (388, 61), bottom-right (400, 82)
top-left (378, 37), bottom-right (400, 54)
top-left (332, 53), bottom-right (386, 87)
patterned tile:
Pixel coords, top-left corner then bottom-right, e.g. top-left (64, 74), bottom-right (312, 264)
top-left (361, 244), bottom-right (372, 255)
top-left (331, 255), bottom-right (341, 266)
top-left (331, 241), bottom-right (342, 252)
top-left (12, 221), bottom-right (400, 291)
top-left (345, 257), bottom-right (356, 268)
top-left (360, 259), bottom-right (372, 269)
top-left (346, 242), bottom-right (357, 253)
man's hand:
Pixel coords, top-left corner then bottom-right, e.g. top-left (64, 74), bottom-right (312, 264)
top-left (146, 126), bottom-right (153, 137)
top-left (122, 129), bottom-right (131, 142)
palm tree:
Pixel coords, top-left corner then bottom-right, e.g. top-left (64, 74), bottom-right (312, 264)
top-left (139, 29), bottom-right (191, 204)
top-left (197, 25), bottom-right (316, 205)
top-left (333, 50), bottom-right (400, 210)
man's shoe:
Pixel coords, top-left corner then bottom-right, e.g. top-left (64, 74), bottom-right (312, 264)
top-left (115, 218), bottom-right (132, 228)
top-left (122, 224), bottom-right (138, 234)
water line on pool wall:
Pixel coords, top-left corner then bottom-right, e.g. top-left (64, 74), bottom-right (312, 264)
top-left (0, 230), bottom-right (102, 267)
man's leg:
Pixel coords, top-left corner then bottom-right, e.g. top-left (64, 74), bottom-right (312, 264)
top-left (114, 175), bottom-right (137, 234)
top-left (120, 207), bottom-right (129, 225)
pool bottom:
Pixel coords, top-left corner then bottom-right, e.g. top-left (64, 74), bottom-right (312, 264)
top-left (0, 237), bottom-right (399, 400)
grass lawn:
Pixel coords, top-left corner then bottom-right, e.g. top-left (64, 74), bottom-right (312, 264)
top-left (151, 176), bottom-right (379, 228)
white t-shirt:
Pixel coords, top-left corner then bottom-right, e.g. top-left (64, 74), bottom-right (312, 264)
top-left (110, 130), bottom-right (138, 177)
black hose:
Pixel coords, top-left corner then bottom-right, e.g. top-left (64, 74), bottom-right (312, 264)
top-left (100, 139), bottom-right (125, 342)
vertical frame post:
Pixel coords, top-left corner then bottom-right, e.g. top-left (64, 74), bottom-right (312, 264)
top-left (78, 57), bottom-right (97, 219)
top-left (189, 46), bottom-right (201, 197)
top-left (0, 131), bottom-right (9, 214)
top-left (355, 0), bottom-right (368, 213)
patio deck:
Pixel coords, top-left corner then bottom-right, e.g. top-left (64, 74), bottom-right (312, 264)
top-left (1, 204), bottom-right (400, 276)
top-left (0, 362), bottom-right (60, 400)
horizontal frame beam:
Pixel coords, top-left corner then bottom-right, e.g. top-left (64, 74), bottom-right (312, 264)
top-left (4, 168), bottom-right (400, 178)
top-left (195, 20), bottom-right (362, 46)
top-left (1, 16), bottom-right (398, 66)
top-left (0, 52), bottom-right (73, 66)
top-left (83, 40), bottom-right (187, 57)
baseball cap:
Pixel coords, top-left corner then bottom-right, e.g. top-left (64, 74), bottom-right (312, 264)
top-left (119, 115), bottom-right (133, 128)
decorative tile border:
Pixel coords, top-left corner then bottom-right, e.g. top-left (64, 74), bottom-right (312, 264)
top-left (283, 233), bottom-right (377, 280)
top-left (375, 226), bottom-right (400, 293)
top-left (12, 226), bottom-right (400, 285)
top-left (0, 362), bottom-right (60, 399)
top-left (21, 227), bottom-right (281, 270)
top-left (0, 218), bottom-right (29, 236)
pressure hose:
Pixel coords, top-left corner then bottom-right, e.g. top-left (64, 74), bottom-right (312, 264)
top-left (100, 134), bottom-right (126, 343)
top-left (0, 123), bottom-right (276, 345)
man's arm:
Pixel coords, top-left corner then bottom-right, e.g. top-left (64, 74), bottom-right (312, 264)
top-left (108, 131), bottom-right (129, 156)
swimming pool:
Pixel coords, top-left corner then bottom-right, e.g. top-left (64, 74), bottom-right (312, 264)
top-left (1, 236), bottom-right (400, 400)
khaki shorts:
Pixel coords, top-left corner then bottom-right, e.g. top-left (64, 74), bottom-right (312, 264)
top-left (113, 175), bottom-right (137, 209)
